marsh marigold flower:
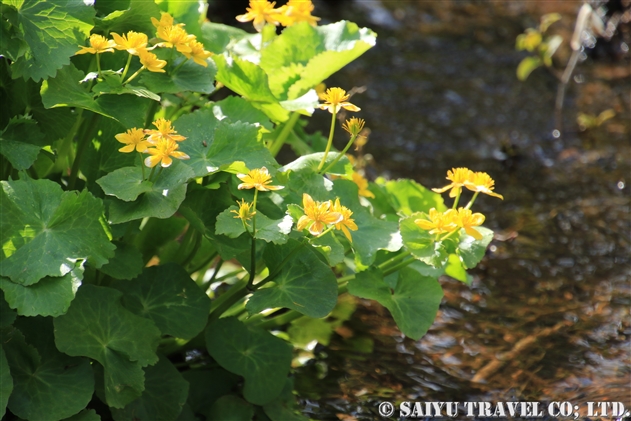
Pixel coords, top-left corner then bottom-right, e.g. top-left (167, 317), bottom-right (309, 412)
top-left (145, 118), bottom-right (186, 144)
top-left (464, 171), bottom-right (503, 200)
top-left (330, 198), bottom-right (358, 242)
top-left (144, 139), bottom-right (190, 168)
top-left (157, 25), bottom-right (195, 54)
top-left (236, 167), bottom-right (284, 191)
top-left (115, 128), bottom-right (150, 153)
top-left (76, 34), bottom-right (116, 55)
top-left (151, 12), bottom-right (183, 30)
top-left (297, 193), bottom-right (342, 236)
top-left (111, 31), bottom-right (148, 55)
top-left (351, 172), bottom-right (375, 199)
top-left (318, 87), bottom-right (360, 114)
top-left (236, 0), bottom-right (283, 32)
top-left (231, 199), bottom-right (257, 223)
top-left (432, 167), bottom-right (474, 198)
top-left (275, 0), bottom-right (320, 27)
top-left (183, 39), bottom-right (213, 67)
top-left (455, 207), bottom-right (485, 240)
top-left (138, 49), bottom-right (167, 73)
top-left (415, 208), bottom-right (458, 236)
top-left (342, 117), bottom-right (365, 137)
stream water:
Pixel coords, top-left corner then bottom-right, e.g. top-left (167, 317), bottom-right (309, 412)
top-left (291, 1), bottom-right (631, 419)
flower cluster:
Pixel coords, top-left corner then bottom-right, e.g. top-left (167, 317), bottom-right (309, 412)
top-left (297, 193), bottom-right (357, 241)
top-left (76, 12), bottom-right (212, 80)
top-left (116, 118), bottom-right (190, 168)
top-left (415, 168), bottom-right (502, 240)
top-left (237, 0), bottom-right (320, 32)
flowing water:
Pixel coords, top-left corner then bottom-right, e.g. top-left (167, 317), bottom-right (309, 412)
top-left (290, 1), bottom-right (631, 419)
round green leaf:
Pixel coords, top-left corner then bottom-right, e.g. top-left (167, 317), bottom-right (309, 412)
top-left (384, 179), bottom-right (446, 216)
top-left (246, 239), bottom-right (337, 318)
top-left (0, 178), bottom-right (115, 286)
top-left (400, 213), bottom-right (449, 268)
top-left (0, 347), bottom-right (12, 419)
top-left (98, 241), bottom-right (144, 280)
top-left (112, 263), bottom-right (211, 340)
top-left (97, 167), bottom-right (154, 202)
top-left (216, 207), bottom-right (292, 245)
top-left (111, 356), bottom-right (189, 421)
top-left (205, 317), bottom-right (292, 405)
top-left (348, 267), bottom-right (443, 340)
top-left (457, 226), bottom-right (494, 269)
top-left (0, 290), bottom-right (17, 328)
top-left (54, 285), bottom-right (161, 408)
top-left (207, 395), bottom-right (254, 421)
top-left (0, 117), bottom-right (46, 170)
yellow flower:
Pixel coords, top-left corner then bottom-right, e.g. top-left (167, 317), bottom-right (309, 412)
top-left (111, 31), bottom-right (148, 55)
top-left (464, 172), bottom-right (503, 200)
top-left (455, 207), bottom-right (485, 240)
top-left (516, 28), bottom-right (542, 52)
top-left (156, 25), bottom-right (195, 54)
top-left (236, 0), bottom-right (283, 32)
top-left (145, 118), bottom-right (186, 144)
top-left (330, 198), bottom-right (358, 242)
top-left (76, 34), bottom-right (116, 55)
top-left (342, 117), bottom-right (365, 137)
top-left (275, 0), bottom-right (320, 27)
top-left (231, 199), bottom-right (257, 224)
top-left (414, 208), bottom-right (459, 235)
top-left (144, 139), bottom-right (190, 168)
top-left (351, 172), bottom-right (375, 199)
top-left (296, 193), bottom-right (342, 236)
top-left (318, 87), bottom-right (360, 114)
top-left (115, 128), bottom-right (150, 153)
top-left (151, 12), bottom-right (184, 30)
top-left (139, 49), bottom-right (168, 72)
top-left (236, 167), bottom-right (284, 191)
top-left (432, 167), bottom-right (474, 198)
top-left (183, 39), bottom-right (213, 67)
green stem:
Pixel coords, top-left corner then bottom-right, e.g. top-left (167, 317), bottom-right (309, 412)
top-left (251, 310), bottom-right (305, 329)
top-left (153, 166), bottom-right (164, 183)
top-left (315, 225), bottom-right (335, 239)
top-left (465, 191), bottom-right (480, 210)
top-left (190, 252), bottom-right (218, 276)
top-left (137, 152), bottom-right (146, 180)
top-left (144, 100), bottom-right (160, 129)
top-left (204, 258), bottom-right (223, 284)
top-left (147, 165), bottom-right (157, 182)
top-left (247, 189), bottom-right (259, 290)
top-left (121, 53), bottom-right (133, 81)
top-left (171, 58), bottom-right (188, 75)
top-left (69, 112), bottom-right (100, 190)
top-left (377, 251), bottom-right (412, 271)
top-left (317, 111), bottom-right (337, 172)
top-left (208, 276), bottom-right (251, 322)
top-left (269, 112), bottom-right (300, 157)
top-left (382, 258), bottom-right (416, 276)
top-left (452, 189), bottom-right (461, 209)
top-left (96, 53), bottom-right (102, 76)
top-left (321, 133), bottom-right (357, 174)
top-left (181, 230), bottom-right (202, 268)
top-left (123, 66), bottom-right (145, 85)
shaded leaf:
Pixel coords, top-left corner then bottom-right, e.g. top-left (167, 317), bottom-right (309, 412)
top-left (97, 167), bottom-right (153, 202)
top-left (207, 395), bottom-right (254, 421)
top-left (0, 116), bottom-right (46, 170)
top-left (212, 95), bottom-right (273, 131)
top-left (0, 347), bottom-right (12, 419)
top-left (94, 0), bottom-right (160, 35)
top-left (205, 317), bottom-right (292, 405)
top-left (0, 290), bottom-right (17, 328)
top-left (99, 241), bottom-right (144, 280)
top-left (112, 263), bottom-right (211, 340)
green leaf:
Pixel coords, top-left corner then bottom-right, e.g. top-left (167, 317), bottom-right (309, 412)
top-left (205, 317), bottom-right (293, 405)
top-left (457, 226), bottom-right (493, 268)
top-left (99, 241), bottom-right (144, 280)
top-left (310, 230), bottom-right (345, 266)
top-left (161, 0), bottom-right (203, 37)
top-left (112, 263), bottom-right (211, 340)
top-left (384, 179), bottom-right (446, 216)
top-left (111, 355), bottom-right (189, 421)
top-left (141, 58), bottom-right (217, 94)
top-left (94, 0), bottom-right (160, 35)
top-left (54, 284), bottom-right (161, 408)
top-left (280, 152), bottom-right (351, 176)
top-left (0, 290), bottom-right (17, 328)
top-left (8, 0), bottom-right (95, 81)
top-left (3, 318), bottom-right (94, 420)
top-left (288, 317), bottom-right (334, 348)
top-left (176, 109), bottom-right (277, 178)
top-left (260, 21), bottom-right (376, 100)
top-left (0, 264), bottom-right (82, 317)
top-left (399, 214), bottom-right (449, 268)
top-left (216, 207), bottom-right (293, 245)
top-left (516, 56), bottom-right (542, 81)
top-left (212, 95), bottom-right (273, 131)
top-left (41, 64), bottom-right (150, 128)
top-left (0, 178), bottom-right (114, 285)
top-left (0, 116), bottom-right (46, 170)
top-left (444, 253), bottom-right (472, 284)
top-left (92, 73), bottom-right (161, 101)
top-left (208, 395), bottom-right (254, 421)
top-left (263, 379), bottom-right (309, 421)
top-left (213, 54), bottom-right (289, 123)
top-left (107, 160), bottom-right (194, 224)
top-left (200, 21), bottom-right (250, 54)
top-left (97, 166), bottom-right (153, 202)
top-left (182, 368), bottom-right (240, 417)
top-left (348, 267), bottom-right (443, 340)
top-left (246, 239), bottom-right (337, 318)
top-left (62, 409), bottom-right (101, 421)
top-left (0, 346), bottom-right (12, 419)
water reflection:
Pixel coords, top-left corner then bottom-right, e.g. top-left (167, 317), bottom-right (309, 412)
top-left (297, 1), bottom-right (630, 419)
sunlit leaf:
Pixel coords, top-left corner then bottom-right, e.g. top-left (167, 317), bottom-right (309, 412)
top-left (516, 56), bottom-right (542, 81)
top-left (457, 226), bottom-right (493, 269)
